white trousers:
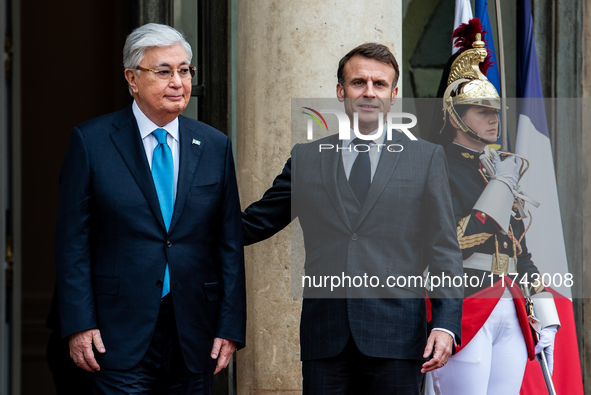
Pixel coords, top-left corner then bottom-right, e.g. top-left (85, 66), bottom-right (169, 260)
top-left (430, 289), bottom-right (528, 395)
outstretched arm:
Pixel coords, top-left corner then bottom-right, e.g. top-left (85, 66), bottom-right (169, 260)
top-left (242, 157), bottom-right (294, 245)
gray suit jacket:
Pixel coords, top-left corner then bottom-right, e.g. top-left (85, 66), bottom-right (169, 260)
top-left (243, 131), bottom-right (463, 361)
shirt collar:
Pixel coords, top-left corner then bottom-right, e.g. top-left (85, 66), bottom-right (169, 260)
top-left (342, 124), bottom-right (389, 147)
top-left (452, 142), bottom-right (481, 154)
top-left (132, 101), bottom-right (179, 142)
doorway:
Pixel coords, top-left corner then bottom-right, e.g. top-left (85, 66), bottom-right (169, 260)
top-left (2, 0), bottom-right (19, 393)
top-left (11, 1), bottom-right (234, 394)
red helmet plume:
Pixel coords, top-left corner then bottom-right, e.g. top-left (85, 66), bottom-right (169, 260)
top-left (452, 18), bottom-right (494, 75)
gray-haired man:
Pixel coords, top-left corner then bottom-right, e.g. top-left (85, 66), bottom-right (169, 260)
top-left (55, 23), bottom-right (246, 393)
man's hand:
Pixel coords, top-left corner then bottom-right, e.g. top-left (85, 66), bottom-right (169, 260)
top-left (211, 337), bottom-right (237, 375)
top-left (421, 330), bottom-right (454, 373)
top-left (69, 329), bottom-right (106, 372)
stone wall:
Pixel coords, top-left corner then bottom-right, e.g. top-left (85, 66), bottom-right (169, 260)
top-left (235, 1), bottom-right (402, 393)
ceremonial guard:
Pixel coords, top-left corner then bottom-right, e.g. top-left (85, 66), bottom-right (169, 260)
top-left (429, 19), bottom-right (560, 394)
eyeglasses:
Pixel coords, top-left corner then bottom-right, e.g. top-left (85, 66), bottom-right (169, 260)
top-left (135, 65), bottom-right (196, 80)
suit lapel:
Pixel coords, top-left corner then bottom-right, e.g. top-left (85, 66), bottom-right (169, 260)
top-left (354, 132), bottom-right (404, 228)
top-left (321, 135), bottom-right (353, 232)
top-left (168, 116), bottom-right (205, 232)
top-left (110, 106), bottom-right (166, 231)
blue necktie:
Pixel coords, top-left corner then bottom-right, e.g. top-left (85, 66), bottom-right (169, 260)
top-left (152, 128), bottom-right (173, 297)
top-left (349, 138), bottom-right (371, 205)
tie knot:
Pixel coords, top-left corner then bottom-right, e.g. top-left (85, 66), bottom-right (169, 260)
top-left (352, 138), bottom-right (373, 147)
top-left (153, 128), bottom-right (168, 144)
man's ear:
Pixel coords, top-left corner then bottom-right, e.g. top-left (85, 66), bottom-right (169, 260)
top-left (337, 83), bottom-right (345, 102)
top-left (124, 69), bottom-right (139, 94)
top-left (390, 86), bottom-right (398, 105)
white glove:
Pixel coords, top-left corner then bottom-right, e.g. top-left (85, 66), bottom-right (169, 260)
top-left (535, 325), bottom-right (558, 375)
top-left (490, 149), bottom-right (520, 186)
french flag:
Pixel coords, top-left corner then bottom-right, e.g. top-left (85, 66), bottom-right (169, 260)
top-left (516, 0), bottom-right (584, 393)
top-left (474, 0), bottom-right (504, 151)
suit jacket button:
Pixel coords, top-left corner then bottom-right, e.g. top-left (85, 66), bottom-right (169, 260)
top-left (351, 233), bottom-right (358, 241)
top-left (156, 280), bottom-right (163, 287)
top-left (166, 240), bottom-right (172, 247)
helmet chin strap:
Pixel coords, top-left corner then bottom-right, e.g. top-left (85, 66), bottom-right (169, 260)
top-left (447, 104), bottom-right (499, 145)
top-left (464, 126), bottom-right (499, 145)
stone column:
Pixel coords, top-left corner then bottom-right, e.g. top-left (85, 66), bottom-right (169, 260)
top-left (235, 1), bottom-right (401, 393)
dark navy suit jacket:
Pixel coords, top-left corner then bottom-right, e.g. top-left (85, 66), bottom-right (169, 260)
top-left (243, 132), bottom-right (463, 361)
top-left (55, 105), bottom-right (246, 373)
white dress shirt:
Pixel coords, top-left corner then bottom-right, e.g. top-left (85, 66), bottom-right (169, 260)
top-left (132, 101), bottom-right (180, 198)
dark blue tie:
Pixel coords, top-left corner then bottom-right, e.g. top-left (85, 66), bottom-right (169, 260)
top-left (152, 128), bottom-right (173, 297)
top-left (349, 138), bottom-right (371, 204)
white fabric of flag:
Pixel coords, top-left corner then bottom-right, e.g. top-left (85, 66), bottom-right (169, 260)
top-left (514, 14), bottom-right (570, 300)
top-left (452, 0), bottom-right (473, 53)
top-left (515, 115), bottom-right (570, 298)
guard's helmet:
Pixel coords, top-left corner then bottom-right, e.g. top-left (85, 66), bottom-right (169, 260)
top-left (440, 19), bottom-right (500, 145)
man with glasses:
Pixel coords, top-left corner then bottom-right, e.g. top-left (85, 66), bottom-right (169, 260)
top-left (55, 23), bottom-right (246, 394)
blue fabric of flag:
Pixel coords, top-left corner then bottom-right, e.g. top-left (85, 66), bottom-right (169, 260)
top-left (517, 0), bottom-right (550, 137)
top-left (475, 0), bottom-right (507, 148)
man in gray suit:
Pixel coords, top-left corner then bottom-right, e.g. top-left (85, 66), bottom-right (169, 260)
top-left (242, 43), bottom-right (463, 394)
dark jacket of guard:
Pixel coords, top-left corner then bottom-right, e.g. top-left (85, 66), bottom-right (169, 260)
top-left (445, 143), bottom-right (542, 297)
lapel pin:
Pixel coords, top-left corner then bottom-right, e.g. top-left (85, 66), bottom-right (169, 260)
top-left (192, 139), bottom-right (201, 146)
